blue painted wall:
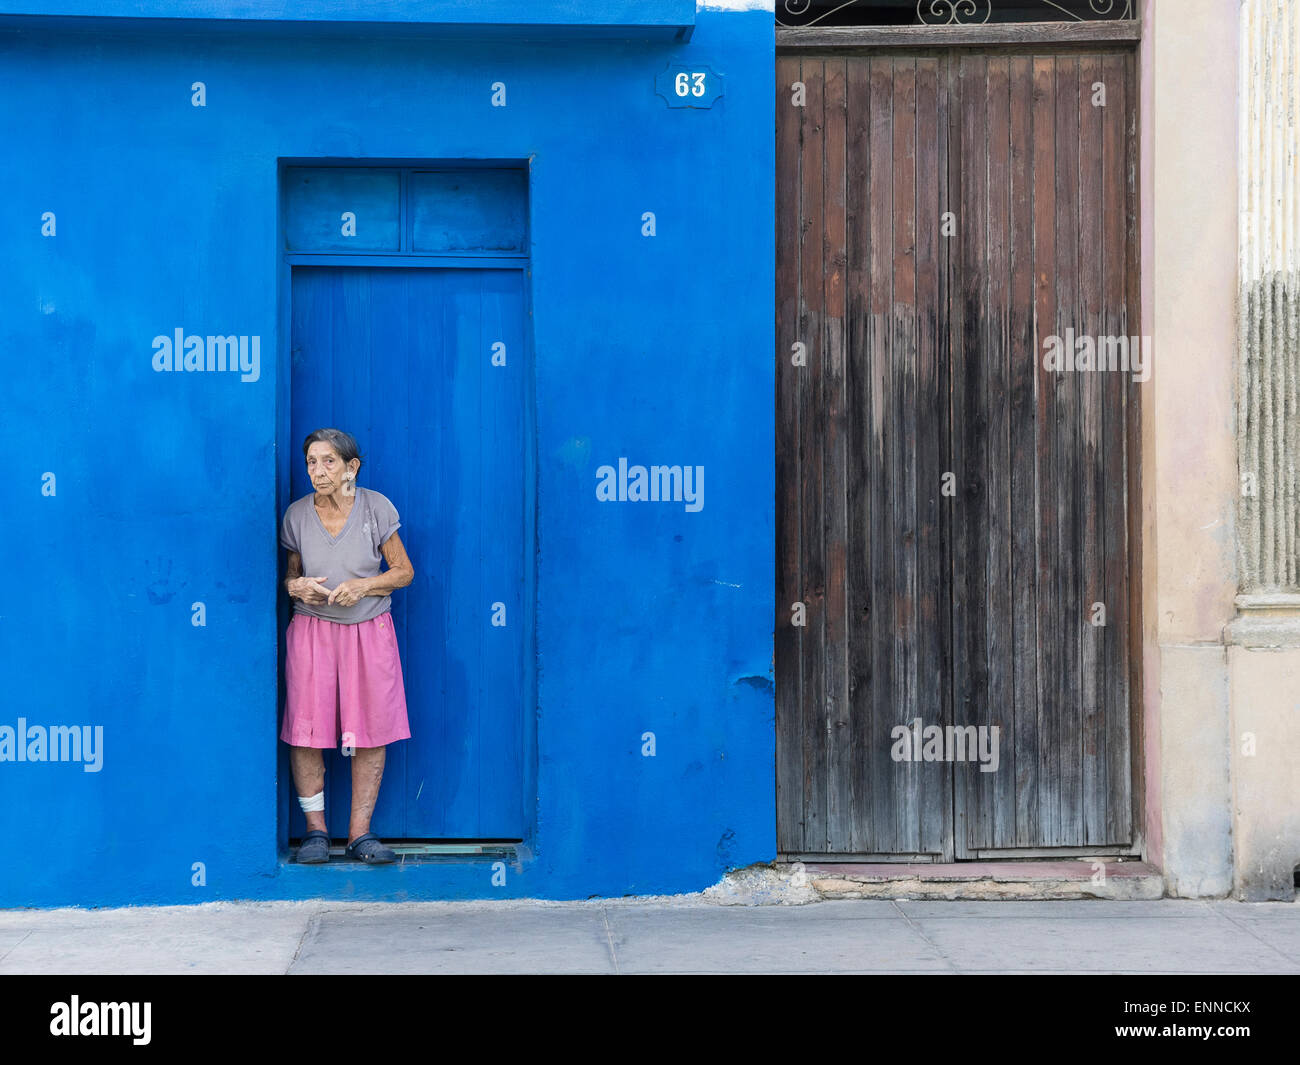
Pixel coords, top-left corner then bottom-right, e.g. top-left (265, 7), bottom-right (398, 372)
top-left (0, 2), bottom-right (775, 907)
top-left (0, 0), bottom-right (696, 29)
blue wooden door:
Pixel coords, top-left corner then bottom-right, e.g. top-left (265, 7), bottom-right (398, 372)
top-left (286, 265), bottom-right (527, 840)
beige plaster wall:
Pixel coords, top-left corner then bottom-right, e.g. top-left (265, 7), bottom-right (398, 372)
top-left (1144, 0), bottom-right (1241, 897)
top-left (1229, 645), bottom-right (1300, 898)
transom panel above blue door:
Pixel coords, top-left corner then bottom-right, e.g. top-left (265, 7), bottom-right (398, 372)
top-left (283, 168), bottom-right (401, 251)
top-left (287, 265), bottom-right (528, 840)
top-left (409, 171), bottom-right (527, 252)
top-left (283, 165), bottom-right (528, 255)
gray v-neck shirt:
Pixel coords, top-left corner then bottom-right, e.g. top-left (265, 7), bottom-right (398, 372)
top-left (280, 485), bottom-right (402, 624)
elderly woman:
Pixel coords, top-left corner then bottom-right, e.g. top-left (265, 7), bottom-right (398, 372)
top-left (280, 428), bottom-right (415, 864)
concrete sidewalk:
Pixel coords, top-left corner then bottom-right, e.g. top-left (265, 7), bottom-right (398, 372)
top-left (1, 895), bottom-right (1298, 974)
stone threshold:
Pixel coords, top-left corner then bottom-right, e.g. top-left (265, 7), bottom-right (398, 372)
top-left (797, 860), bottom-right (1164, 900)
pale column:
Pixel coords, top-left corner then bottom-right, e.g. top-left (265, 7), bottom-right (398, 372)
top-left (1227, 0), bottom-right (1300, 900)
top-left (1146, 0), bottom-right (1240, 899)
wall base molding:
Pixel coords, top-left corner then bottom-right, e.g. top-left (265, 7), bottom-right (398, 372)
top-left (1226, 593), bottom-right (1300, 649)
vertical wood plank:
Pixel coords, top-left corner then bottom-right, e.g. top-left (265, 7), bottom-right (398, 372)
top-left (891, 56), bottom-right (920, 850)
top-left (775, 57), bottom-right (804, 852)
top-left (953, 52), bottom-right (990, 855)
top-left (366, 269), bottom-right (410, 836)
top-left (422, 272), bottom-right (452, 834)
top-left (1008, 54), bottom-right (1040, 848)
top-left (867, 54), bottom-right (896, 852)
top-left (941, 50), bottom-right (961, 863)
top-left (443, 272), bottom-right (486, 834)
top-left (984, 55), bottom-right (1014, 848)
top-left (1101, 50), bottom-right (1130, 845)
top-left (1031, 55), bottom-right (1061, 848)
top-left (1121, 49), bottom-right (1141, 845)
top-left (798, 57), bottom-right (828, 852)
top-left (1055, 53), bottom-right (1083, 846)
top-left (474, 270), bottom-right (529, 835)
top-left (1078, 53), bottom-right (1106, 844)
top-left (915, 54), bottom-right (950, 857)
top-left (822, 57), bottom-right (852, 851)
top-left (845, 54), bottom-right (873, 854)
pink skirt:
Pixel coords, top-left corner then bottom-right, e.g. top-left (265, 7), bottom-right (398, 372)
top-left (282, 611), bottom-right (411, 749)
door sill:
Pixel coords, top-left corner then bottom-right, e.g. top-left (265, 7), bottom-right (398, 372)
top-left (782, 853), bottom-right (943, 863)
top-left (288, 840), bottom-right (521, 864)
top-left (785, 859), bottom-right (1163, 900)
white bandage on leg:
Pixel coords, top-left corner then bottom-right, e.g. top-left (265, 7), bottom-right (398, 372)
top-left (297, 790), bottom-right (325, 813)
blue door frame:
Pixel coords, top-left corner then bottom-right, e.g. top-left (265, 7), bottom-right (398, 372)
top-left (275, 161), bottom-right (537, 853)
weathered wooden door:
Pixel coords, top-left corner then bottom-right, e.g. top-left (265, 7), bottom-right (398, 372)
top-left (776, 48), bottom-right (1140, 860)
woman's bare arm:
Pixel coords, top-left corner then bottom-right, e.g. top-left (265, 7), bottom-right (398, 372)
top-left (284, 549), bottom-right (329, 603)
top-left (359, 531), bottom-right (415, 596)
top-left (284, 549), bottom-right (302, 591)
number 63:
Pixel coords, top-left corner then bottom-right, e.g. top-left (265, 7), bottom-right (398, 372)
top-left (674, 71), bottom-right (707, 97)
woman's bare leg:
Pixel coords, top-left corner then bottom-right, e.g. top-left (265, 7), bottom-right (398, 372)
top-left (348, 745), bottom-right (386, 844)
top-left (289, 746), bottom-right (327, 835)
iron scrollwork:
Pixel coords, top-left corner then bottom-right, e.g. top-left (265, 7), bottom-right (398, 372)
top-left (776, 0), bottom-right (1135, 28)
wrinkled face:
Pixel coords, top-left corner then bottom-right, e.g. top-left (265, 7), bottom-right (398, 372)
top-left (306, 442), bottom-right (359, 496)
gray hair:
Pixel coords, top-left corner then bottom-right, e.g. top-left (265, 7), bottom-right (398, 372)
top-left (302, 428), bottom-right (364, 476)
